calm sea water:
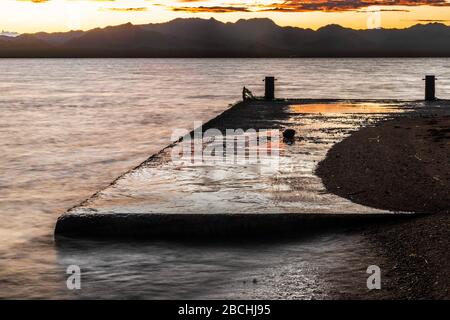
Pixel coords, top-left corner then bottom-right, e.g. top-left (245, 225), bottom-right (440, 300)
top-left (0, 58), bottom-right (449, 299)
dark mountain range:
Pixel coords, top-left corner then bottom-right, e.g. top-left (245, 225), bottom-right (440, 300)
top-left (1, 18), bottom-right (450, 57)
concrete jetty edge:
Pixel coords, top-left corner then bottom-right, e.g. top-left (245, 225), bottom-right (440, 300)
top-left (55, 212), bottom-right (415, 239)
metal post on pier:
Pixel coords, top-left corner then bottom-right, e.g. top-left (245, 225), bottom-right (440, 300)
top-left (424, 75), bottom-right (436, 101)
top-left (264, 76), bottom-right (275, 100)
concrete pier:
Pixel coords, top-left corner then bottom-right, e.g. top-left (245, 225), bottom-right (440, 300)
top-left (55, 98), bottom-right (442, 239)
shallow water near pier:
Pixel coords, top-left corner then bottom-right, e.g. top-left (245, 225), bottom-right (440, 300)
top-left (53, 232), bottom-right (389, 299)
top-left (1, 58), bottom-right (450, 298)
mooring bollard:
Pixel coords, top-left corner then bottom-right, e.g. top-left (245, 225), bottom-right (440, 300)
top-left (264, 76), bottom-right (275, 100)
top-left (424, 75), bottom-right (436, 101)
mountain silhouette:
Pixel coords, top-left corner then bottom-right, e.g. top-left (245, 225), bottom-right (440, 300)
top-left (1, 18), bottom-right (450, 57)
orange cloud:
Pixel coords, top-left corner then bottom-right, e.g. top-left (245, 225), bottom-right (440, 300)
top-left (260, 0), bottom-right (450, 12)
top-left (172, 6), bottom-right (251, 13)
top-left (14, 0), bottom-right (450, 13)
top-left (17, 0), bottom-right (50, 3)
top-left (105, 7), bottom-right (148, 12)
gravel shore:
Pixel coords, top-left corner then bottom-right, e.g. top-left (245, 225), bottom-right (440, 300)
top-left (316, 114), bottom-right (450, 299)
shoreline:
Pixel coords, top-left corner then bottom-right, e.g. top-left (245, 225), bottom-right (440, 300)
top-left (316, 114), bottom-right (450, 214)
top-left (316, 114), bottom-right (450, 298)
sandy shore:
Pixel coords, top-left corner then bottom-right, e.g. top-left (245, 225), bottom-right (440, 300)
top-left (317, 114), bottom-right (450, 299)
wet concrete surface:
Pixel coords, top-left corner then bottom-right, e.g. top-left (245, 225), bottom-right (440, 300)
top-left (55, 99), bottom-right (439, 238)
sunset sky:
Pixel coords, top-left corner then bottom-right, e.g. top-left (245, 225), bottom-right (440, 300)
top-left (1, 0), bottom-right (450, 34)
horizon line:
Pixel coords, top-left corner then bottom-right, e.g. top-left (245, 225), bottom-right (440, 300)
top-left (8, 17), bottom-right (450, 36)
